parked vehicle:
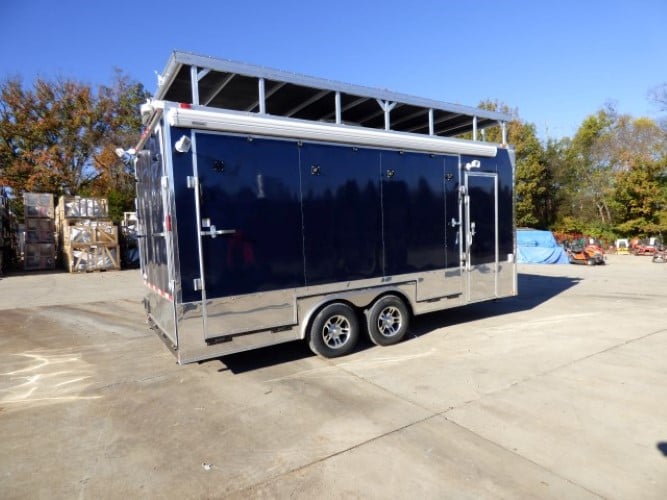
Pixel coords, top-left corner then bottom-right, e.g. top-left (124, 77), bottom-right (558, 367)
top-left (652, 243), bottom-right (666, 263)
top-left (131, 51), bottom-right (517, 364)
top-left (653, 250), bottom-right (666, 263)
top-left (631, 237), bottom-right (659, 256)
top-left (564, 238), bottom-right (605, 265)
top-left (614, 238), bottom-right (630, 255)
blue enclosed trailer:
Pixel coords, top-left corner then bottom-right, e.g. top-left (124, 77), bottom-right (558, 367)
top-left (133, 51), bottom-right (517, 363)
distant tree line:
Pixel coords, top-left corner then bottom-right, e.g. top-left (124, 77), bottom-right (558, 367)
top-left (0, 70), bottom-right (150, 221)
top-left (475, 95), bottom-right (667, 242)
top-left (1, 73), bottom-right (665, 241)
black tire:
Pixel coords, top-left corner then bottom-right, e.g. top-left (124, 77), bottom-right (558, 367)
top-left (308, 302), bottom-right (360, 358)
top-left (366, 295), bottom-right (409, 347)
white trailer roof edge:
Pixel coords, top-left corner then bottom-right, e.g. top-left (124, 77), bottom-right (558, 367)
top-left (166, 105), bottom-right (499, 157)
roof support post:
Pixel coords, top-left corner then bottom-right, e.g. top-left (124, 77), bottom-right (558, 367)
top-left (190, 65), bottom-right (200, 105)
top-left (335, 91), bottom-right (342, 124)
top-left (376, 99), bottom-right (397, 131)
top-left (258, 78), bottom-right (266, 114)
top-left (501, 121), bottom-right (507, 146)
top-left (472, 115), bottom-right (478, 141)
top-left (428, 109), bottom-right (434, 135)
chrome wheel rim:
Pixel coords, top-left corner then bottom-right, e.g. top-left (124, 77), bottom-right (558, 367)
top-left (377, 306), bottom-right (402, 337)
top-left (322, 315), bottom-right (351, 348)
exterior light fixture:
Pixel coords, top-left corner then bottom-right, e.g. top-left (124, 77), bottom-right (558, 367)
top-left (174, 135), bottom-right (192, 153)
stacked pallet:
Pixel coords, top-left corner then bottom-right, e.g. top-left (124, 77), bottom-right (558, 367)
top-left (23, 193), bottom-right (56, 271)
top-left (57, 196), bottom-right (120, 272)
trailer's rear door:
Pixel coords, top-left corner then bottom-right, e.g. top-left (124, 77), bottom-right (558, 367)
top-left (135, 130), bottom-right (176, 344)
top-left (464, 171), bottom-right (499, 302)
top-left (190, 133), bottom-right (302, 339)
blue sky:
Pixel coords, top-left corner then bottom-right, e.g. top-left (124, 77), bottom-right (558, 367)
top-left (1, 0), bottom-right (665, 140)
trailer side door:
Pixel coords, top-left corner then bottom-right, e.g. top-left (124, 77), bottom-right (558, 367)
top-left (186, 132), bottom-right (302, 339)
top-left (464, 170), bottom-right (499, 302)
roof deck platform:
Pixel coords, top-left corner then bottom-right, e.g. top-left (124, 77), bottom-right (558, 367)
top-left (155, 50), bottom-right (511, 143)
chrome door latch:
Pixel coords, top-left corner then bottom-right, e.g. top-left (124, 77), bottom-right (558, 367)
top-left (200, 218), bottom-right (236, 239)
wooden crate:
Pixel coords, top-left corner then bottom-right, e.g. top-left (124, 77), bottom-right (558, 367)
top-left (25, 229), bottom-right (55, 244)
top-left (26, 218), bottom-right (55, 231)
top-left (61, 220), bottom-right (118, 246)
top-left (63, 244), bottom-right (120, 272)
top-left (25, 217), bottom-right (55, 244)
top-left (57, 196), bottom-right (108, 220)
top-left (24, 243), bottom-right (55, 271)
top-left (24, 193), bottom-right (54, 219)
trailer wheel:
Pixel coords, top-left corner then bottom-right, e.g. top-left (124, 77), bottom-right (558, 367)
top-left (308, 302), bottom-right (360, 358)
top-left (366, 295), bottom-right (409, 346)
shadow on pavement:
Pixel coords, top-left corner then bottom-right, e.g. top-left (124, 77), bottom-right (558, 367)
top-left (411, 273), bottom-right (581, 337)
top-left (214, 340), bottom-right (316, 373)
top-left (216, 272), bottom-right (581, 374)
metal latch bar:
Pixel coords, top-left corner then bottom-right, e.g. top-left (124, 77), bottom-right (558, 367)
top-left (200, 225), bottom-right (236, 239)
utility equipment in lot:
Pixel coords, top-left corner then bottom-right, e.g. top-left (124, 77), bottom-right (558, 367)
top-left (132, 51), bottom-right (517, 363)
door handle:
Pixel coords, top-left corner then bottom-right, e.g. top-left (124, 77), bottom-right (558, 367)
top-left (200, 225), bottom-right (236, 239)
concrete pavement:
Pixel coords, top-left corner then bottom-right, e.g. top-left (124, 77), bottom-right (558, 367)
top-left (1, 256), bottom-right (666, 498)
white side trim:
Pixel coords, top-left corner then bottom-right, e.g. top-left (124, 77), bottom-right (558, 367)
top-left (166, 106), bottom-right (498, 157)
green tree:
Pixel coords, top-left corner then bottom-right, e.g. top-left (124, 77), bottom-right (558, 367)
top-left (613, 158), bottom-right (666, 236)
top-left (0, 71), bottom-right (149, 221)
top-left (541, 137), bottom-right (569, 227)
top-left (561, 109), bottom-right (615, 226)
top-left (0, 77), bottom-right (105, 195)
top-left (607, 116), bottom-right (667, 236)
top-left (476, 100), bottom-right (549, 227)
top-left (558, 107), bottom-right (667, 238)
top-left (90, 69), bottom-right (151, 219)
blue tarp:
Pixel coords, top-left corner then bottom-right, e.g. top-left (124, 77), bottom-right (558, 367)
top-left (516, 229), bottom-right (569, 264)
